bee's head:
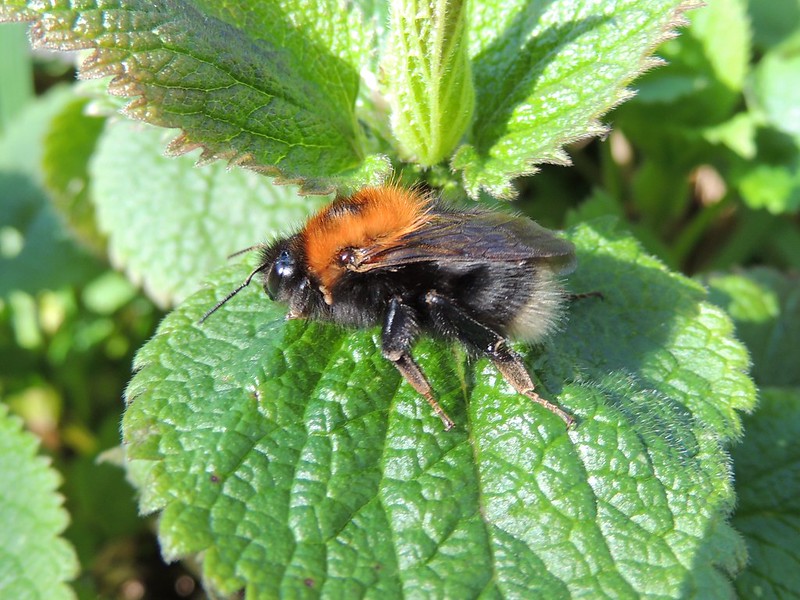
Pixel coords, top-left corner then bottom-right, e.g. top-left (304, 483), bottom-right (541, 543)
top-left (198, 235), bottom-right (313, 325)
top-left (259, 236), bottom-right (314, 318)
top-left (260, 238), bottom-right (304, 300)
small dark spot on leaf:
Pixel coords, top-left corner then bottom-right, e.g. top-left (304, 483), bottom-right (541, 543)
top-left (304, 578), bottom-right (315, 588)
top-left (373, 563), bottom-right (382, 571)
top-left (249, 385), bottom-right (261, 404)
top-left (210, 474), bottom-right (220, 483)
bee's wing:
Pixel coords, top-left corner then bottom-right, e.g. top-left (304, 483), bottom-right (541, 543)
top-left (353, 211), bottom-right (576, 275)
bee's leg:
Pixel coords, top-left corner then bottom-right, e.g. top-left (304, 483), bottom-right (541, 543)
top-left (382, 296), bottom-right (456, 430)
top-left (425, 291), bottom-right (574, 428)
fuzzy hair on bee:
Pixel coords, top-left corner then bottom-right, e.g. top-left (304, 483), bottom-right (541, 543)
top-left (201, 185), bottom-right (583, 430)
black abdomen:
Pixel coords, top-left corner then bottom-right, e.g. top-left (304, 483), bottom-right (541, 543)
top-left (327, 261), bottom-right (539, 337)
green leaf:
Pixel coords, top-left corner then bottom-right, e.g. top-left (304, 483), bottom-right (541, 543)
top-left (687, 0), bottom-right (750, 94)
top-left (123, 218), bottom-right (754, 597)
top-left (635, 0), bottom-right (749, 112)
top-left (748, 0), bottom-right (800, 51)
top-left (0, 22), bottom-right (34, 132)
top-left (730, 388), bottom-right (800, 599)
top-left (725, 123), bottom-right (800, 216)
top-left (565, 188), bottom-right (624, 224)
top-left (701, 112), bottom-right (758, 160)
top-left (750, 32), bottom-right (800, 138)
top-left (89, 119), bottom-right (328, 307)
top-left (705, 269), bottom-right (800, 597)
top-left (0, 86), bottom-right (102, 297)
top-left (615, 0), bottom-right (751, 157)
top-left (384, 0), bottom-right (475, 166)
top-left (42, 96), bottom-right (107, 253)
top-left (4, 0), bottom-right (706, 200)
top-left (705, 268), bottom-right (800, 387)
top-left (736, 163), bottom-right (800, 215)
top-left (451, 0), bottom-right (692, 198)
top-left (0, 404), bottom-right (78, 600)
top-left (0, 0), bottom-right (390, 192)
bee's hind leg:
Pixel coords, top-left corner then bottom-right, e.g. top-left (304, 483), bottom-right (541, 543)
top-left (425, 291), bottom-right (574, 428)
top-left (382, 296), bottom-right (456, 430)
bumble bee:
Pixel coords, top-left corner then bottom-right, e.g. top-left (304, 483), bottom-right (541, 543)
top-left (202, 185), bottom-right (581, 430)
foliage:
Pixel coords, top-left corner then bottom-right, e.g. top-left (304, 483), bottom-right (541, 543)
top-left (0, 0), bottom-right (687, 199)
top-left (705, 268), bottom-right (800, 599)
top-left (1, 0), bottom-right (798, 598)
top-left (0, 404), bottom-right (78, 600)
top-left (124, 219), bottom-right (753, 597)
top-left (0, 40), bottom-right (166, 597)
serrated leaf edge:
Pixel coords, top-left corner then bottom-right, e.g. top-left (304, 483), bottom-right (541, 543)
top-left (454, 1), bottom-right (697, 200)
top-left (0, 2), bottom-right (392, 195)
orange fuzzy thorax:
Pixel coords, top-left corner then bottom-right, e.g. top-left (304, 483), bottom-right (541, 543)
top-left (302, 186), bottom-right (432, 293)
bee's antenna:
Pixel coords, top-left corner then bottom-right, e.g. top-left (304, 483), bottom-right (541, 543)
top-left (227, 243), bottom-right (267, 259)
top-left (198, 262), bottom-right (269, 324)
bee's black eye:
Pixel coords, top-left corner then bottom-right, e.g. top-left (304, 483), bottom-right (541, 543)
top-left (266, 250), bottom-right (294, 300)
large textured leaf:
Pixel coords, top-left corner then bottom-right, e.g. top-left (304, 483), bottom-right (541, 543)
top-left (0, 0), bottom-right (391, 192)
top-left (123, 218), bottom-right (754, 597)
top-left (89, 119), bottom-right (328, 307)
top-left (452, 0), bottom-right (692, 198)
top-left (0, 404), bottom-right (78, 600)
